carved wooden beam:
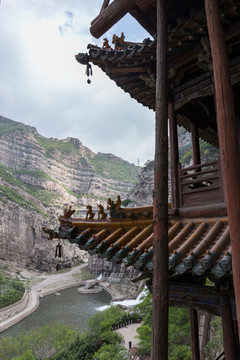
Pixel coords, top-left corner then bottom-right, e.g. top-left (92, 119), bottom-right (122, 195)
top-left (134, 0), bottom-right (155, 11)
top-left (105, 65), bottom-right (149, 73)
top-left (100, 0), bottom-right (110, 14)
top-left (129, 8), bottom-right (157, 36)
top-left (90, 0), bottom-right (135, 38)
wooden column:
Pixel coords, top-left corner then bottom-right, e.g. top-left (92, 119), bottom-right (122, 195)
top-left (221, 301), bottom-right (237, 360)
top-left (205, 0), bottom-right (240, 340)
top-left (191, 122), bottom-right (201, 166)
top-left (152, 0), bottom-right (168, 359)
top-left (190, 308), bottom-right (200, 360)
top-left (198, 311), bottom-right (210, 360)
top-left (168, 101), bottom-right (179, 209)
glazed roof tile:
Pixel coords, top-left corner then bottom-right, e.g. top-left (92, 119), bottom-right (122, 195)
top-left (57, 208), bottom-right (231, 281)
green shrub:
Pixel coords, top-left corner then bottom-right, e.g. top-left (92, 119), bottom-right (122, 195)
top-left (0, 276), bottom-right (25, 309)
top-left (0, 322), bottom-right (77, 360)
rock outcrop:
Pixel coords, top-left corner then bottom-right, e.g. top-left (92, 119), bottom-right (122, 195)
top-left (0, 116), bottom-right (140, 270)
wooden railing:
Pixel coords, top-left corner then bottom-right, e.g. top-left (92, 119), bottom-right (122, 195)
top-left (178, 158), bottom-right (224, 207)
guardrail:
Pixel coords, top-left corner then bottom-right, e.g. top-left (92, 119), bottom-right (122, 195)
top-left (178, 158), bottom-right (224, 207)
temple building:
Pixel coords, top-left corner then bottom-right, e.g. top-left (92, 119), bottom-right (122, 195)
top-left (45, 1), bottom-right (240, 359)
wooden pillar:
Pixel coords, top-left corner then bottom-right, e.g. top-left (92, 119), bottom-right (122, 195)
top-left (152, 0), bottom-right (168, 359)
top-left (190, 308), bottom-right (200, 360)
top-left (221, 301), bottom-right (237, 360)
top-left (233, 83), bottom-right (240, 146)
top-left (168, 101), bottom-right (179, 209)
top-left (198, 311), bottom-right (210, 360)
top-left (191, 122), bottom-right (201, 166)
top-left (205, 0), bottom-right (240, 340)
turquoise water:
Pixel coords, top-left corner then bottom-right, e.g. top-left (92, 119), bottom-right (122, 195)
top-left (0, 286), bottom-right (112, 339)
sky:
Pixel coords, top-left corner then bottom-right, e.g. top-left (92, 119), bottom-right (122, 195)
top-left (0, 0), bottom-right (155, 166)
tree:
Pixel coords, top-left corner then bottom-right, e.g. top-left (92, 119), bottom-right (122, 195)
top-left (87, 305), bottom-right (123, 335)
top-left (0, 322), bottom-right (77, 360)
top-left (136, 289), bottom-right (191, 359)
top-left (93, 343), bottom-right (128, 360)
top-left (13, 350), bottom-right (36, 360)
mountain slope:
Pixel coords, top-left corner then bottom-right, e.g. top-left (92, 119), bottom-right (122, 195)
top-left (0, 116), bottom-right (140, 270)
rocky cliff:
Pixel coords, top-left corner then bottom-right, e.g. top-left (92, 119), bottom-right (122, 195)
top-left (0, 116), bottom-right (140, 270)
top-left (126, 128), bottom-right (218, 206)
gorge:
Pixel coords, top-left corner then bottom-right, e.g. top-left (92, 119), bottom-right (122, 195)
top-left (0, 116), bottom-right (140, 271)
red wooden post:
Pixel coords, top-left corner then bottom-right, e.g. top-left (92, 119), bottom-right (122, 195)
top-left (168, 101), bottom-right (179, 209)
top-left (190, 307), bottom-right (200, 360)
top-left (205, 0), bottom-right (240, 340)
top-left (152, 0), bottom-right (169, 359)
top-left (221, 301), bottom-right (237, 360)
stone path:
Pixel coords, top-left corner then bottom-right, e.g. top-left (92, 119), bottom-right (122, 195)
top-left (116, 323), bottom-right (141, 349)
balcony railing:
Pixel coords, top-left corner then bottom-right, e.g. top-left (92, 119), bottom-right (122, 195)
top-left (178, 158), bottom-right (224, 207)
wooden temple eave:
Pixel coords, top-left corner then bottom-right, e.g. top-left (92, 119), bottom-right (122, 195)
top-left (46, 206), bottom-right (238, 316)
top-left (54, 209), bottom-right (233, 283)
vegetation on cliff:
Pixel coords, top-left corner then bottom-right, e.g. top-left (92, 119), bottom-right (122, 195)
top-left (0, 117), bottom-right (140, 211)
top-left (0, 266), bottom-right (25, 309)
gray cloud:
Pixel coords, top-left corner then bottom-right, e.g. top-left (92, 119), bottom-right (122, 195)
top-left (0, 0), bottom-right (154, 165)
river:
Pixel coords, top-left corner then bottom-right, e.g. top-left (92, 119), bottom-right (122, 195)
top-left (0, 286), bottom-right (112, 339)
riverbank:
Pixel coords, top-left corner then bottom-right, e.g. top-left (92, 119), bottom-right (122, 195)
top-left (0, 263), bottom-right (141, 333)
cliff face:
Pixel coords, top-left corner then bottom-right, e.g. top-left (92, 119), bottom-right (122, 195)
top-left (126, 129), bottom-right (218, 206)
top-left (0, 116), bottom-right (140, 270)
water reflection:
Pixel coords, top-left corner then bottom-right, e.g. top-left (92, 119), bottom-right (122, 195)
top-left (0, 286), bottom-right (111, 339)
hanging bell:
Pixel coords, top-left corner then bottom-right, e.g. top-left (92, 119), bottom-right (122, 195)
top-left (55, 241), bottom-right (62, 258)
top-left (86, 62), bottom-right (93, 84)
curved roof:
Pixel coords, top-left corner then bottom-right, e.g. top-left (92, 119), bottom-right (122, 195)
top-left (76, 1), bottom-right (240, 148)
top-left (55, 205), bottom-right (231, 284)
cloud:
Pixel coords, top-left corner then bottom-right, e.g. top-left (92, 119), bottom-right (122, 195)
top-left (0, 0), bottom-right (154, 165)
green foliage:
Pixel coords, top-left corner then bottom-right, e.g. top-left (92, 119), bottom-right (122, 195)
top-left (199, 139), bottom-right (219, 162)
top-left (93, 343), bottom-right (128, 360)
top-left (50, 306), bottom-right (131, 360)
top-left (168, 307), bottom-right (191, 360)
top-left (0, 164), bottom-right (24, 188)
top-left (88, 153), bottom-right (140, 183)
top-left (0, 118), bottom-right (26, 136)
top-left (136, 290), bottom-right (152, 355)
top-left (136, 324), bottom-right (152, 355)
top-left (177, 126), bottom-right (219, 165)
top-left (0, 184), bottom-right (45, 215)
top-left (0, 274), bottom-right (25, 309)
top-left (136, 290), bottom-right (191, 359)
top-left (205, 316), bottom-right (223, 360)
top-left (0, 164), bottom-right (60, 210)
top-left (50, 333), bottom-right (99, 360)
top-left (13, 169), bottom-right (55, 182)
top-left (0, 322), bottom-right (77, 360)
top-left (87, 305), bottom-right (124, 335)
top-left (36, 136), bottom-right (79, 156)
top-left (13, 350), bottom-right (36, 360)
top-left (180, 147), bottom-right (193, 165)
